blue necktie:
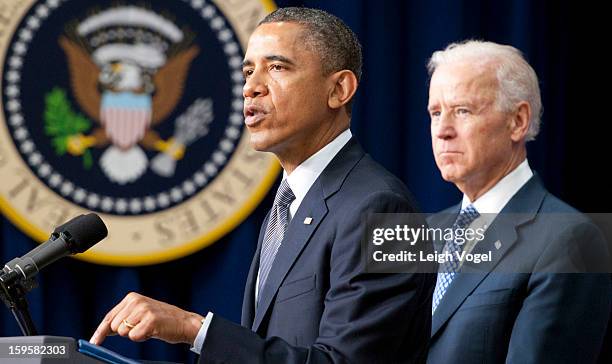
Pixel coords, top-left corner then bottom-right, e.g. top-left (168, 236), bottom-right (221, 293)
top-left (432, 204), bottom-right (480, 314)
top-left (257, 179), bottom-right (295, 305)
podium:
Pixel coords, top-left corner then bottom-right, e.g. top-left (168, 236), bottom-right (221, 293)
top-left (0, 336), bottom-right (104, 363)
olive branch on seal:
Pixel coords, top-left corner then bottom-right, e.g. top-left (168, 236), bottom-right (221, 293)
top-left (43, 87), bottom-right (93, 169)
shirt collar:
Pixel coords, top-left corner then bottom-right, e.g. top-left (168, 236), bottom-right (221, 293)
top-left (461, 159), bottom-right (533, 214)
top-left (283, 129), bottom-right (352, 206)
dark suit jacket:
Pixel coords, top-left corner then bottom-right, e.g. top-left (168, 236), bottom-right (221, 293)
top-left (200, 138), bottom-right (436, 363)
top-left (427, 176), bottom-right (612, 364)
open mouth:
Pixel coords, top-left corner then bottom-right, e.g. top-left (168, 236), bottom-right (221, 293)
top-left (244, 105), bottom-right (267, 126)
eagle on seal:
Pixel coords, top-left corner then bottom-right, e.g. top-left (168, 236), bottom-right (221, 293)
top-left (59, 34), bottom-right (198, 184)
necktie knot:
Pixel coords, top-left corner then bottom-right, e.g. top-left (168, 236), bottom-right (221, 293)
top-left (274, 179), bottom-right (295, 208)
top-left (454, 204), bottom-right (480, 229)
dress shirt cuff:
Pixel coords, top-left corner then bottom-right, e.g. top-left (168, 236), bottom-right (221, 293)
top-left (190, 312), bottom-right (213, 354)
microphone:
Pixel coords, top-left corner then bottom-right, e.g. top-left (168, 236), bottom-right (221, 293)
top-left (1, 213), bottom-right (107, 286)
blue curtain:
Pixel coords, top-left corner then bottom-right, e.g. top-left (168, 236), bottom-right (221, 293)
top-left (1, 0), bottom-right (608, 362)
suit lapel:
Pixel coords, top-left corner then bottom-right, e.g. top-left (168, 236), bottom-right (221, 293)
top-left (431, 176), bottom-right (547, 338)
top-left (241, 211), bottom-right (271, 327)
top-left (251, 137), bottom-right (365, 332)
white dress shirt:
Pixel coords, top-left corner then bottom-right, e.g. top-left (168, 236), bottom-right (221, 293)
top-left (285, 128), bottom-right (353, 219)
top-left (458, 159), bottom-right (533, 255)
top-left (191, 128), bottom-right (353, 354)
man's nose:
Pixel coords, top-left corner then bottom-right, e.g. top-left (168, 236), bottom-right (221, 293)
top-left (243, 70), bottom-right (268, 98)
top-left (433, 113), bottom-right (457, 140)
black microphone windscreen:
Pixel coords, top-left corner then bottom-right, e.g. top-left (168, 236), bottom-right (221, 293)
top-left (58, 213), bottom-right (108, 253)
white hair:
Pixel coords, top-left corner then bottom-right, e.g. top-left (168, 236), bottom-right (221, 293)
top-left (428, 40), bottom-right (542, 141)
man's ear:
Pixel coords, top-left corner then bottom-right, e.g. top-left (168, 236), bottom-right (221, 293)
top-left (328, 70), bottom-right (358, 110)
top-left (510, 101), bottom-right (531, 142)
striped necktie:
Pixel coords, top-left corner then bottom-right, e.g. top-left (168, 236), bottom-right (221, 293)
top-left (257, 179), bottom-right (295, 305)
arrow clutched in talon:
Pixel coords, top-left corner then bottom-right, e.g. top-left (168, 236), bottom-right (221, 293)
top-left (151, 98), bottom-right (214, 177)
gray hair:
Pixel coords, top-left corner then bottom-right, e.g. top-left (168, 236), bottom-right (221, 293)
top-left (428, 40), bottom-right (542, 141)
top-left (259, 7), bottom-right (362, 111)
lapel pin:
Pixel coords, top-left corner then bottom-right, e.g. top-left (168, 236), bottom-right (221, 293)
top-left (494, 240), bottom-right (502, 250)
top-left (303, 217), bottom-right (313, 225)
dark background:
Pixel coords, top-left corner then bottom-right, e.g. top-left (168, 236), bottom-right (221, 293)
top-left (1, 0), bottom-right (609, 362)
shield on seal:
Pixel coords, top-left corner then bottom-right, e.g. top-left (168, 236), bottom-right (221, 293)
top-left (100, 91), bottom-right (152, 150)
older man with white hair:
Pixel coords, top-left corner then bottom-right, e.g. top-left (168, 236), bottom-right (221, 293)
top-left (426, 40), bottom-right (611, 364)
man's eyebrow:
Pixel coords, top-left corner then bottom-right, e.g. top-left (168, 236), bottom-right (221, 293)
top-left (242, 55), bottom-right (296, 68)
top-left (264, 55), bottom-right (295, 65)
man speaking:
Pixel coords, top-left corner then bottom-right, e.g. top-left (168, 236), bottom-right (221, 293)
top-left (90, 8), bottom-right (435, 363)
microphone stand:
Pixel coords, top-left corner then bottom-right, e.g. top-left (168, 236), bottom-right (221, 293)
top-left (0, 270), bottom-right (38, 335)
top-left (0, 214), bottom-right (107, 337)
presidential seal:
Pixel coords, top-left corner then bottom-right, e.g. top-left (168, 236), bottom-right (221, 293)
top-left (0, 0), bottom-right (279, 265)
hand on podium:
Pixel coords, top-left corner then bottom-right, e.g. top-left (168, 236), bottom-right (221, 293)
top-left (90, 292), bottom-right (205, 346)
